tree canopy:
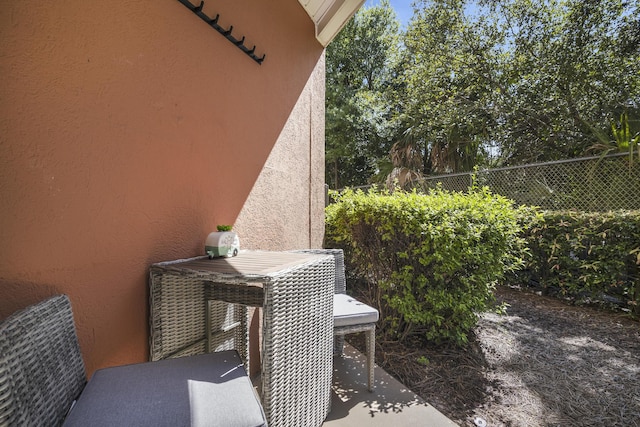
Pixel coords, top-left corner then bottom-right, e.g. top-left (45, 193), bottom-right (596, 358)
top-left (325, 0), bottom-right (640, 189)
top-left (325, 0), bottom-right (401, 188)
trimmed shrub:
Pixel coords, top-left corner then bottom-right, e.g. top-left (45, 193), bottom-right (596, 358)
top-left (509, 210), bottom-right (640, 315)
top-left (325, 187), bottom-right (527, 345)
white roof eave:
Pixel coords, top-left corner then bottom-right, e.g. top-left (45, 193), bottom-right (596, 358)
top-left (298, 0), bottom-right (365, 46)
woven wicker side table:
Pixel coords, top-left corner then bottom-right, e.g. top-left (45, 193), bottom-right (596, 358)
top-left (149, 251), bottom-right (335, 427)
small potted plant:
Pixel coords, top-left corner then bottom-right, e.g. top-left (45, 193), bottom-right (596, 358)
top-left (205, 225), bottom-right (240, 258)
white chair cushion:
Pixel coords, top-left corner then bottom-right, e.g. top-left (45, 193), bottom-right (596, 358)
top-left (333, 294), bottom-right (379, 327)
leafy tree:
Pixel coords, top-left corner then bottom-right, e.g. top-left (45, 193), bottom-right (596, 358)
top-left (325, 1), bottom-right (401, 188)
top-left (401, 0), bottom-right (640, 168)
top-left (398, 0), bottom-right (500, 176)
top-left (486, 0), bottom-right (640, 164)
top-left (326, 0), bottom-right (640, 185)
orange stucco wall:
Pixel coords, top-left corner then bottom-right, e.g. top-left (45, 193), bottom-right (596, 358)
top-left (0, 0), bottom-right (325, 375)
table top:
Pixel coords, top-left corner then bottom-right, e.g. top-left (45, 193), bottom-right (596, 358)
top-left (152, 250), bottom-right (328, 283)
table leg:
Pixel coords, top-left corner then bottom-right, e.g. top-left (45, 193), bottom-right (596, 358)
top-left (260, 256), bottom-right (334, 427)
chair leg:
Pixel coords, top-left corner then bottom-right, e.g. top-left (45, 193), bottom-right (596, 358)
top-left (334, 335), bottom-right (345, 355)
top-left (365, 327), bottom-right (375, 392)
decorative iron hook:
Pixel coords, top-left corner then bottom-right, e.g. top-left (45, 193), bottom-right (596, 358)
top-left (175, 0), bottom-right (265, 65)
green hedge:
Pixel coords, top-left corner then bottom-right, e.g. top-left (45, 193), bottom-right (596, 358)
top-left (508, 210), bottom-right (640, 315)
top-left (325, 187), bottom-right (526, 345)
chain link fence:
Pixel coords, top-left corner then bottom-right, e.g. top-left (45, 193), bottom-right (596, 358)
top-left (415, 152), bottom-right (640, 212)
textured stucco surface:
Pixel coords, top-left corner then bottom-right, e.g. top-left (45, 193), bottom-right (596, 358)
top-left (0, 0), bottom-right (325, 375)
top-left (235, 52), bottom-right (326, 250)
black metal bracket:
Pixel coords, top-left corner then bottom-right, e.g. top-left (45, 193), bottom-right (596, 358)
top-left (176, 0), bottom-right (266, 65)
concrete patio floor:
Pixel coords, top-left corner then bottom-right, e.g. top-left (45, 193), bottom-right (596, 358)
top-left (323, 343), bottom-right (458, 427)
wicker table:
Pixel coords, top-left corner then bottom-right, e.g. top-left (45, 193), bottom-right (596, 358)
top-left (149, 251), bottom-right (335, 427)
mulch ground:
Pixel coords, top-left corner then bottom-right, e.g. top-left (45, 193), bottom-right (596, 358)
top-left (348, 286), bottom-right (640, 427)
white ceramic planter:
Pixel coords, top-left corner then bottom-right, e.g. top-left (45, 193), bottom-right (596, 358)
top-left (205, 231), bottom-right (240, 258)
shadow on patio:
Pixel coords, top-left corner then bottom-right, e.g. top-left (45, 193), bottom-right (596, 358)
top-left (324, 343), bottom-right (458, 427)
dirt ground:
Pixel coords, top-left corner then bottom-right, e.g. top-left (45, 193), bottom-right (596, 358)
top-left (351, 286), bottom-right (640, 427)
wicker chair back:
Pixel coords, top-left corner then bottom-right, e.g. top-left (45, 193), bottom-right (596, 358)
top-left (0, 295), bottom-right (86, 427)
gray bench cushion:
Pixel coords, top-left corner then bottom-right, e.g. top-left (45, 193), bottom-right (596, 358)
top-left (333, 294), bottom-right (379, 327)
top-left (63, 350), bottom-right (267, 427)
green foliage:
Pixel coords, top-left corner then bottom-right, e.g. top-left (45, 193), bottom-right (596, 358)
top-left (611, 113), bottom-right (640, 167)
top-left (399, 0), bottom-right (496, 174)
top-left (401, 0), bottom-right (640, 167)
top-left (326, 186), bottom-right (526, 345)
top-left (326, 0), bottom-right (640, 186)
top-left (506, 210), bottom-right (640, 315)
top-left (417, 355), bottom-right (430, 366)
top-left (216, 225), bottom-right (233, 232)
top-left (325, 1), bottom-right (401, 189)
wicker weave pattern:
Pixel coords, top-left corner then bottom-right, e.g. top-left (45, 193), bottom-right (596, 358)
top-left (260, 255), bottom-right (334, 427)
top-left (149, 252), bottom-right (335, 427)
top-left (293, 249), bottom-right (377, 391)
top-left (292, 249), bottom-right (347, 354)
top-left (292, 248), bottom-right (345, 294)
top-left (0, 295), bottom-right (86, 427)
top-left (149, 259), bottom-right (249, 364)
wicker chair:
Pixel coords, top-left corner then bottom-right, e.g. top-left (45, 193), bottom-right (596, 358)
top-left (292, 249), bottom-right (379, 392)
top-left (0, 295), bottom-right (267, 427)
